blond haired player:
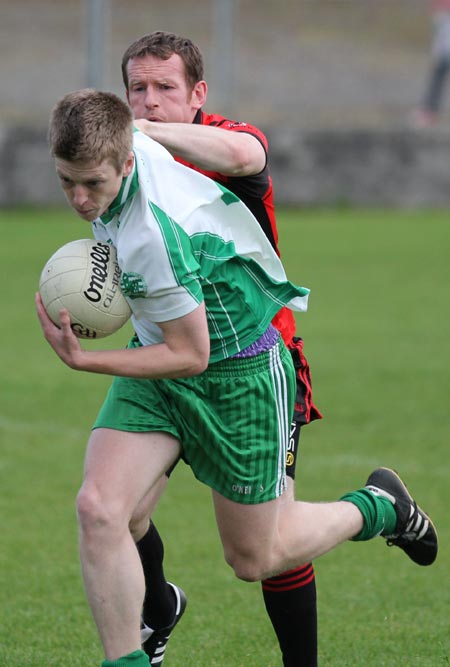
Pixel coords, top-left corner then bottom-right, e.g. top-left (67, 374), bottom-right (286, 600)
top-left (37, 88), bottom-right (437, 667)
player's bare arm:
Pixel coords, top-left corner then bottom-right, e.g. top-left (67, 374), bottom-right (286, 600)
top-left (134, 119), bottom-right (266, 176)
top-left (36, 292), bottom-right (210, 378)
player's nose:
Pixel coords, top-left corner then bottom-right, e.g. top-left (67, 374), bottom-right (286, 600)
top-left (144, 88), bottom-right (159, 109)
top-left (72, 185), bottom-right (89, 206)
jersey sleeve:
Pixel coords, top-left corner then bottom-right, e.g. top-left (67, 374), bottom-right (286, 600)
top-left (118, 193), bottom-right (204, 324)
top-left (176, 115), bottom-right (268, 182)
top-left (205, 114), bottom-right (269, 152)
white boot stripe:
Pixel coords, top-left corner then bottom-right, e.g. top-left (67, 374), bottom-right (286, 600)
top-left (417, 519), bottom-right (429, 540)
top-left (366, 485), bottom-right (397, 504)
top-left (168, 581), bottom-right (181, 616)
top-left (406, 514), bottom-right (423, 533)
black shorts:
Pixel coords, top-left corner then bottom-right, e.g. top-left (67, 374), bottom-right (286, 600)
top-left (289, 337), bottom-right (322, 427)
top-left (285, 337), bottom-right (322, 479)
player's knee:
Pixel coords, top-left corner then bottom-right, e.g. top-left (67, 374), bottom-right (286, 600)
top-left (224, 546), bottom-right (270, 582)
top-left (230, 558), bottom-right (267, 582)
top-left (76, 485), bottom-right (123, 539)
top-left (76, 485), bottom-right (105, 531)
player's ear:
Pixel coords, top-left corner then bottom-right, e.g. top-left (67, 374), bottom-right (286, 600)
top-left (123, 152), bottom-right (134, 177)
top-left (191, 80), bottom-right (207, 109)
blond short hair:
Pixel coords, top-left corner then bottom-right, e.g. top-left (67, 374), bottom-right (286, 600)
top-left (48, 89), bottom-right (133, 172)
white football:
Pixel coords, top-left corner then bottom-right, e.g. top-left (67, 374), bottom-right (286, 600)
top-left (39, 238), bottom-right (131, 339)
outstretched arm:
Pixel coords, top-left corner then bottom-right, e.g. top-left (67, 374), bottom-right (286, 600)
top-left (134, 119), bottom-right (266, 176)
top-left (35, 292), bottom-right (210, 379)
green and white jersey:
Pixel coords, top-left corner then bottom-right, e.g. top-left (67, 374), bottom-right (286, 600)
top-left (92, 131), bottom-right (309, 363)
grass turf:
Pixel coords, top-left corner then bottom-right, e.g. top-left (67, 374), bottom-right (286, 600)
top-left (0, 206), bottom-right (448, 666)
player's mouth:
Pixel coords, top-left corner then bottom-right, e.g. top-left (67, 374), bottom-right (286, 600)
top-left (75, 207), bottom-right (97, 219)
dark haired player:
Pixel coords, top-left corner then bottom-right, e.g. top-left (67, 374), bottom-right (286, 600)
top-left (122, 31), bottom-right (321, 667)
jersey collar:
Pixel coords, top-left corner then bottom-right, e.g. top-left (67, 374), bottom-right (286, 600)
top-left (193, 109), bottom-right (203, 125)
top-left (99, 153), bottom-right (139, 224)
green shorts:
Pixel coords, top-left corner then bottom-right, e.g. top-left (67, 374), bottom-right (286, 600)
top-left (93, 336), bottom-right (296, 504)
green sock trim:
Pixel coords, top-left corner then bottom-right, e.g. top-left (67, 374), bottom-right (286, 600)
top-left (340, 488), bottom-right (387, 541)
top-left (101, 650), bottom-right (150, 667)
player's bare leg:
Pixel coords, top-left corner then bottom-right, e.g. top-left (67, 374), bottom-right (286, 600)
top-left (129, 477), bottom-right (168, 543)
top-left (212, 490), bottom-right (363, 582)
top-left (213, 468), bottom-right (437, 582)
top-left (76, 428), bottom-right (180, 661)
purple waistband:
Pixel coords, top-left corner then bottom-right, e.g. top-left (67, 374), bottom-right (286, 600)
top-left (231, 324), bottom-right (279, 359)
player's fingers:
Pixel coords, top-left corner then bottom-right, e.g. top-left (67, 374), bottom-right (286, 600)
top-left (35, 292), bottom-right (51, 327)
top-left (59, 308), bottom-right (72, 332)
top-left (35, 291), bottom-right (47, 317)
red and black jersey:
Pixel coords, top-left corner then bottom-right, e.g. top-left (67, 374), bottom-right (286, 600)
top-left (175, 109), bottom-right (296, 343)
top-left (175, 110), bottom-right (279, 253)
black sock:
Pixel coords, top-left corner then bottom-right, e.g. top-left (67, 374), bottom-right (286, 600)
top-left (136, 522), bottom-right (176, 629)
top-left (262, 564), bottom-right (318, 667)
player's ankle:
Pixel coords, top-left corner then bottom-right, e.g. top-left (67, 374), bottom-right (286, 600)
top-left (102, 649), bottom-right (150, 667)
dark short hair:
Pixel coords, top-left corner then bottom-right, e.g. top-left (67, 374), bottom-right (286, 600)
top-left (121, 31), bottom-right (204, 90)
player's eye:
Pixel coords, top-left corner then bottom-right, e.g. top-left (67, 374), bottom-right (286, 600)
top-left (59, 175), bottom-right (73, 187)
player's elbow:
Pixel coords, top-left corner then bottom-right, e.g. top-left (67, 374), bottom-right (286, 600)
top-left (227, 144), bottom-right (266, 176)
top-left (186, 349), bottom-right (209, 375)
top-left (174, 346), bottom-right (209, 377)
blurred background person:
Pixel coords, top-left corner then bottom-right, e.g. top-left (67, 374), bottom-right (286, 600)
top-left (414, 0), bottom-right (450, 127)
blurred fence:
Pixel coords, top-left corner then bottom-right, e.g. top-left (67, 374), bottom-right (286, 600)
top-left (3, 0), bottom-right (450, 206)
top-left (4, 123), bottom-right (450, 207)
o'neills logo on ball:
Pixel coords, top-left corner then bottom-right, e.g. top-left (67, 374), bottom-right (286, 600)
top-left (83, 242), bottom-right (120, 309)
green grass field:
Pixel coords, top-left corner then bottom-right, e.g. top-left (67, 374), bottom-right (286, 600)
top-left (1, 206), bottom-right (449, 667)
